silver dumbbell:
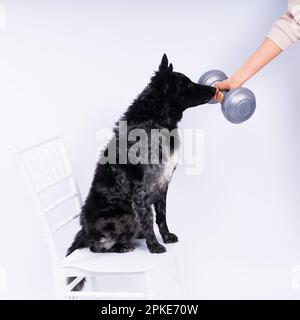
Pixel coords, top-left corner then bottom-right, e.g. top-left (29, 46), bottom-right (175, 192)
top-left (198, 70), bottom-right (256, 124)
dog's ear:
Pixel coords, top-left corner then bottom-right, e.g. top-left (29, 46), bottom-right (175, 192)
top-left (159, 54), bottom-right (169, 71)
top-left (168, 63), bottom-right (173, 72)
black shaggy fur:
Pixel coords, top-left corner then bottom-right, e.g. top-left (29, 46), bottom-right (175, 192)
top-left (66, 54), bottom-right (216, 291)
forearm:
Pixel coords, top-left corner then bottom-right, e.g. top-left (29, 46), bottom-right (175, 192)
top-left (215, 1), bottom-right (300, 94)
top-left (230, 38), bottom-right (282, 87)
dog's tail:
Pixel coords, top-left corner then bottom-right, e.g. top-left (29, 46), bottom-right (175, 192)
top-left (66, 229), bottom-right (86, 291)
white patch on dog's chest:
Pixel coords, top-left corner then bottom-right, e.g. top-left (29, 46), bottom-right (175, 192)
top-left (158, 150), bottom-right (179, 187)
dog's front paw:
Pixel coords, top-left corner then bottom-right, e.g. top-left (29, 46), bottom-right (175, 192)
top-left (148, 242), bottom-right (166, 254)
top-left (112, 243), bottom-right (135, 253)
top-left (162, 232), bottom-right (178, 243)
top-left (90, 245), bottom-right (106, 253)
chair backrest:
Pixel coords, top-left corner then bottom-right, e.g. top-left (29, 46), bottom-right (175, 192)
top-left (11, 134), bottom-right (83, 294)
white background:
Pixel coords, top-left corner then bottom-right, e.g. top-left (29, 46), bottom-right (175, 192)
top-left (1, 0), bottom-right (300, 299)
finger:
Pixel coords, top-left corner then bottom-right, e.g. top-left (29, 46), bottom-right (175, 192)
top-left (213, 89), bottom-right (224, 102)
top-left (213, 88), bottom-right (220, 101)
top-left (217, 91), bottom-right (224, 101)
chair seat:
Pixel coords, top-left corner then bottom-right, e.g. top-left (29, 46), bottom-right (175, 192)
top-left (62, 238), bottom-right (178, 275)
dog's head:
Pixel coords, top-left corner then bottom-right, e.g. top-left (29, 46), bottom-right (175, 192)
top-left (153, 54), bottom-right (216, 110)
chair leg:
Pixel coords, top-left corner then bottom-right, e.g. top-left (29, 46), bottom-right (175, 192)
top-left (90, 276), bottom-right (98, 291)
top-left (144, 271), bottom-right (154, 299)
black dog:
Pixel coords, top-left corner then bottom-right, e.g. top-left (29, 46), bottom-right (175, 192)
top-left (67, 54), bottom-right (215, 290)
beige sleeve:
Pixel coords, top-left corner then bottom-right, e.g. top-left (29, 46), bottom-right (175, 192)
top-left (267, 0), bottom-right (300, 50)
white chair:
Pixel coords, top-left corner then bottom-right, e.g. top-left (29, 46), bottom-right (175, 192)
top-left (11, 134), bottom-right (188, 299)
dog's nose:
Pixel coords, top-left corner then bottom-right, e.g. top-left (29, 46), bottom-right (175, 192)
top-left (209, 86), bottom-right (217, 94)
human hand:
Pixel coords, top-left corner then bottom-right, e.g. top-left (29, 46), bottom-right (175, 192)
top-left (213, 78), bottom-right (241, 102)
top-left (215, 77), bottom-right (241, 91)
